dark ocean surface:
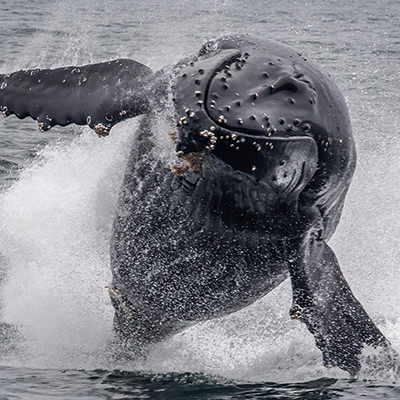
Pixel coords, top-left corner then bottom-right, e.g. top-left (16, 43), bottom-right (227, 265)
top-left (0, 0), bottom-right (400, 398)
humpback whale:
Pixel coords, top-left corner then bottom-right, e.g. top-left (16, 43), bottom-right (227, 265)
top-left (0, 35), bottom-right (394, 375)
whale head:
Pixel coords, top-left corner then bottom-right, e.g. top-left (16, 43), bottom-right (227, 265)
top-left (171, 40), bottom-right (356, 236)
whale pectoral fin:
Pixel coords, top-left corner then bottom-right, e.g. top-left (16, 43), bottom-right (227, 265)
top-left (0, 59), bottom-right (154, 135)
top-left (288, 239), bottom-right (394, 375)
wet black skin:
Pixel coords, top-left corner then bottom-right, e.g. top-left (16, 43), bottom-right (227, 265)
top-left (0, 35), bottom-right (394, 375)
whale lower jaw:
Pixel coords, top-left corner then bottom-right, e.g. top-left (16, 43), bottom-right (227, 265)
top-left (178, 160), bottom-right (310, 244)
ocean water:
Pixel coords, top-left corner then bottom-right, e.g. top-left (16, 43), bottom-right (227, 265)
top-left (0, 0), bottom-right (400, 398)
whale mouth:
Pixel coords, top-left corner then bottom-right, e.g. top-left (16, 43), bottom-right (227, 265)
top-left (210, 134), bottom-right (319, 196)
top-left (171, 131), bottom-right (318, 201)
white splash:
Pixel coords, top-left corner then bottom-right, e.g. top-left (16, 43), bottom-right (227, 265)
top-left (0, 123), bottom-right (135, 369)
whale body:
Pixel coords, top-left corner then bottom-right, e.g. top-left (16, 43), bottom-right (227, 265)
top-left (0, 35), bottom-right (394, 375)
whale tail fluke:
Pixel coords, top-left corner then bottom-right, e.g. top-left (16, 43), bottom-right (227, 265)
top-left (0, 59), bottom-right (154, 135)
